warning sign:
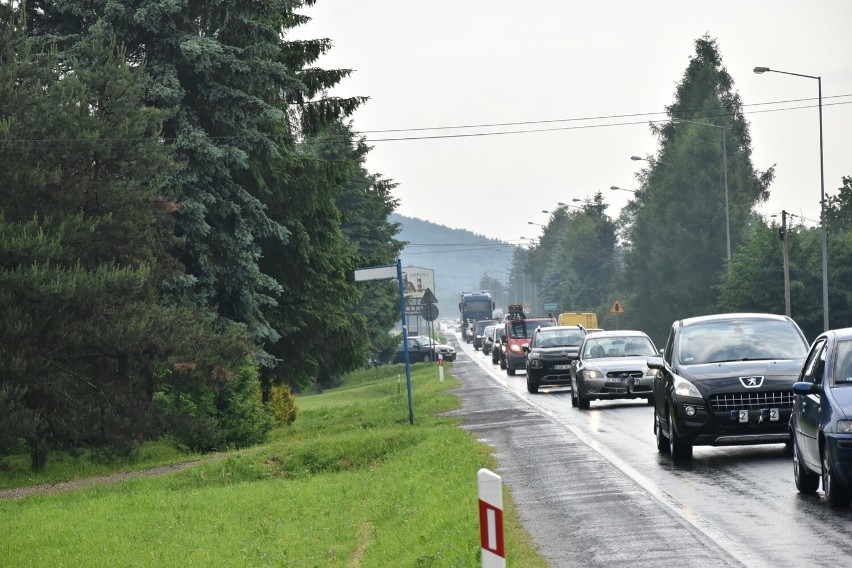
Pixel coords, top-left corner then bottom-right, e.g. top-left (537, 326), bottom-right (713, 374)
top-left (610, 300), bottom-right (625, 314)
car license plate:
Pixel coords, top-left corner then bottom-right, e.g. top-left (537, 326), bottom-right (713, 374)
top-left (739, 410), bottom-right (749, 423)
top-left (554, 364), bottom-right (570, 370)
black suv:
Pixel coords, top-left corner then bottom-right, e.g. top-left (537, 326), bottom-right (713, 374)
top-left (524, 326), bottom-right (586, 393)
top-left (648, 313), bottom-right (809, 460)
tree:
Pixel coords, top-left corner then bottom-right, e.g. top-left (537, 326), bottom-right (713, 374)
top-left (0, 17), bottom-right (258, 469)
top-left (621, 35), bottom-right (773, 344)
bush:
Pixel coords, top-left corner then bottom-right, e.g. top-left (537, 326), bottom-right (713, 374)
top-left (269, 385), bottom-right (298, 425)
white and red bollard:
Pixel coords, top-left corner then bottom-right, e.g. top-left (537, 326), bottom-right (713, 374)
top-left (438, 353), bottom-right (444, 382)
top-left (478, 468), bottom-right (505, 567)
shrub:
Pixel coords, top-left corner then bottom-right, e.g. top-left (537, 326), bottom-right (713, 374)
top-left (269, 384), bottom-right (298, 425)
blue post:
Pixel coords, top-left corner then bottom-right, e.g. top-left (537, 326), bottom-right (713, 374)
top-left (397, 259), bottom-right (414, 425)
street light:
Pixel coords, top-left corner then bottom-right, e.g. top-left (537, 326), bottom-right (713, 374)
top-left (671, 119), bottom-right (731, 265)
top-left (610, 185), bottom-right (638, 194)
top-left (754, 65), bottom-right (828, 331)
top-left (527, 221), bottom-right (545, 227)
top-left (631, 155), bottom-right (672, 166)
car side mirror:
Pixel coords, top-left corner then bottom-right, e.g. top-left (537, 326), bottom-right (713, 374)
top-left (522, 345), bottom-right (529, 353)
top-left (792, 382), bottom-right (819, 396)
top-left (501, 335), bottom-right (507, 343)
top-left (646, 355), bottom-right (664, 370)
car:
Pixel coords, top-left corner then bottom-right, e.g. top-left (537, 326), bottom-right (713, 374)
top-left (472, 319), bottom-right (496, 350)
top-left (392, 336), bottom-right (456, 364)
top-left (524, 326), bottom-right (587, 393)
top-left (482, 325), bottom-right (498, 355)
top-left (570, 330), bottom-right (658, 408)
top-left (647, 313), bottom-right (809, 460)
top-left (790, 328), bottom-right (852, 506)
top-left (500, 311), bottom-right (558, 376)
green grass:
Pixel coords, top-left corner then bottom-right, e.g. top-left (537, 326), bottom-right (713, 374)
top-left (0, 363), bottom-right (550, 567)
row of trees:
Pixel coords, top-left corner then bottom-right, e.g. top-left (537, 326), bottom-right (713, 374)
top-left (496, 36), bottom-right (850, 346)
top-left (1, 1), bottom-right (403, 469)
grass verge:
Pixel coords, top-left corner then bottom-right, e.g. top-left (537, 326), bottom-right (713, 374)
top-left (0, 363), bottom-right (549, 567)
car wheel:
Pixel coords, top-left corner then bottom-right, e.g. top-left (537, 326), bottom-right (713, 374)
top-left (793, 438), bottom-right (819, 494)
top-left (499, 356), bottom-right (506, 370)
top-left (577, 389), bottom-right (590, 410)
top-left (655, 411), bottom-right (670, 454)
top-left (822, 450), bottom-right (852, 507)
top-left (668, 410), bottom-right (693, 460)
top-left (507, 366), bottom-right (516, 376)
top-left (422, 353), bottom-right (431, 363)
top-left (492, 352), bottom-right (498, 365)
top-left (571, 387), bottom-right (578, 407)
top-left (646, 395), bottom-right (655, 406)
top-left (527, 375), bottom-right (539, 394)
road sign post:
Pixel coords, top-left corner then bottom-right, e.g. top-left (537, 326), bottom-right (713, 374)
top-left (610, 300), bottom-right (625, 331)
top-left (438, 354), bottom-right (444, 382)
top-left (355, 260), bottom-right (414, 425)
top-left (478, 468), bottom-right (505, 567)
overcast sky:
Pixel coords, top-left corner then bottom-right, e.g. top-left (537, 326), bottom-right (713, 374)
top-left (295, 0), bottom-right (852, 246)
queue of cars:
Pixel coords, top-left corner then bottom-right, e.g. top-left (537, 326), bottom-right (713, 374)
top-left (466, 308), bottom-right (852, 507)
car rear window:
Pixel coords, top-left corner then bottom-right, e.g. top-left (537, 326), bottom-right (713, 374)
top-left (677, 318), bottom-right (807, 365)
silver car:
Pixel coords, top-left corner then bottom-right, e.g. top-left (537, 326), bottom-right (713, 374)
top-left (571, 330), bottom-right (658, 409)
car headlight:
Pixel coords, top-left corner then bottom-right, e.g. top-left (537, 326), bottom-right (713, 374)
top-left (510, 344), bottom-right (523, 353)
top-left (645, 368), bottom-right (661, 378)
top-left (837, 420), bottom-right (852, 434)
top-left (673, 374), bottom-right (701, 398)
top-left (583, 369), bottom-right (603, 379)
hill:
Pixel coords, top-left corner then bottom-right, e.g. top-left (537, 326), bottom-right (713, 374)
top-left (391, 213), bottom-right (515, 324)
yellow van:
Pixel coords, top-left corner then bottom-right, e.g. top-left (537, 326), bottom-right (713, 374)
top-left (557, 312), bottom-right (598, 329)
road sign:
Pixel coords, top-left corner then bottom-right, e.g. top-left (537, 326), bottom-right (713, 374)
top-left (610, 300), bottom-right (625, 314)
top-left (420, 303), bottom-right (439, 321)
top-left (353, 264), bottom-right (396, 282)
top-left (544, 302), bottom-right (558, 311)
top-left (421, 287), bottom-right (438, 305)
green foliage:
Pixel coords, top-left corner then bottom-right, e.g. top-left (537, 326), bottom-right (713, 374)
top-left (621, 35), bottom-right (773, 343)
top-left (269, 384), bottom-right (299, 425)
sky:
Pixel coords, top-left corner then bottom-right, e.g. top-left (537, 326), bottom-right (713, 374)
top-left (294, 0), bottom-right (852, 246)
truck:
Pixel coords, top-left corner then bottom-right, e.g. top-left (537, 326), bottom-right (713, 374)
top-left (459, 290), bottom-right (495, 343)
top-left (557, 311), bottom-right (599, 330)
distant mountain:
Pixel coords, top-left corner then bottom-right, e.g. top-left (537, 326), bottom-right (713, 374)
top-left (391, 213), bottom-right (515, 322)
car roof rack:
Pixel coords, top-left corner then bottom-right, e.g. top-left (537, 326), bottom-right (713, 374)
top-left (507, 304), bottom-right (526, 320)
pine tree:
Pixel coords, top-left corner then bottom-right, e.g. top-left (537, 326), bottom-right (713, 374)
top-left (622, 35), bottom-right (774, 343)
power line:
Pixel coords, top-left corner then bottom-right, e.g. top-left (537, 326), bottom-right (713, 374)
top-left (359, 94), bottom-right (852, 134)
top-left (364, 100), bottom-right (852, 142)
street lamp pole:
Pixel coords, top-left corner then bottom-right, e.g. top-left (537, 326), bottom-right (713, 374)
top-left (754, 66), bottom-right (828, 331)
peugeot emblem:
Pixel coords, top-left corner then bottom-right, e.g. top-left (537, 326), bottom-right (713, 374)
top-left (739, 376), bottom-right (764, 388)
top-left (560, 352), bottom-right (570, 357)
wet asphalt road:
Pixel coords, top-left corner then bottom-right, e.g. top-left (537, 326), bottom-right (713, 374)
top-left (442, 333), bottom-right (852, 568)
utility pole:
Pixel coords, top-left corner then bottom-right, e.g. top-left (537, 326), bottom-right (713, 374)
top-left (781, 210), bottom-right (791, 317)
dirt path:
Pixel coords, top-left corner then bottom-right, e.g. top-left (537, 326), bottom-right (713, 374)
top-left (0, 457), bottom-right (222, 501)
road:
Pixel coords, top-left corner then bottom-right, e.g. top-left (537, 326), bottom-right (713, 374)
top-left (443, 331), bottom-right (852, 568)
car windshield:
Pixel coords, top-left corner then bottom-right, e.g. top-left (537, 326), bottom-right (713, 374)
top-left (834, 340), bottom-right (852, 386)
top-left (583, 336), bottom-right (656, 358)
top-left (677, 319), bottom-right (807, 365)
top-left (534, 330), bottom-right (585, 348)
top-left (475, 320), bottom-right (495, 333)
top-left (507, 319), bottom-right (556, 339)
